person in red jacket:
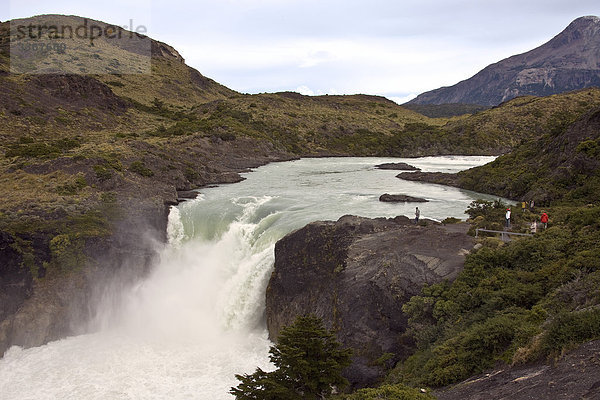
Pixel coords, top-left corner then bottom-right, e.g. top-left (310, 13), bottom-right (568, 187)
top-left (540, 212), bottom-right (549, 229)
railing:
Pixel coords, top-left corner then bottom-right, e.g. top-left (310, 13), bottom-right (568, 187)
top-left (475, 228), bottom-right (533, 241)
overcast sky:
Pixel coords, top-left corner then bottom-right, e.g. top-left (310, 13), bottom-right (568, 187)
top-left (4, 0), bottom-right (600, 103)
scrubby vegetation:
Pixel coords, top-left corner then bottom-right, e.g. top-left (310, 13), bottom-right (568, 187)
top-left (387, 201), bottom-right (600, 388)
top-left (402, 103), bottom-right (490, 118)
top-left (335, 384), bottom-right (435, 400)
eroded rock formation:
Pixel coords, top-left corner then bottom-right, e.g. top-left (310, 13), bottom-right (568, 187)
top-left (266, 215), bottom-right (474, 387)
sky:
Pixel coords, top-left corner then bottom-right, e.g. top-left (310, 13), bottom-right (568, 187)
top-left (3, 0), bottom-right (600, 103)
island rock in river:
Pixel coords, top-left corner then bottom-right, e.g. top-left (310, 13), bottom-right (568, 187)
top-left (379, 193), bottom-right (428, 203)
top-left (375, 162), bottom-right (420, 171)
top-left (265, 215), bottom-right (474, 387)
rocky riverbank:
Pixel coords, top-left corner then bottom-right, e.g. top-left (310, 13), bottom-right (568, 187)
top-left (265, 215), bottom-right (474, 387)
top-left (0, 137), bottom-right (294, 356)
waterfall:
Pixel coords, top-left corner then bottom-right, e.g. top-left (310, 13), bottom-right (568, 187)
top-left (0, 156), bottom-right (501, 400)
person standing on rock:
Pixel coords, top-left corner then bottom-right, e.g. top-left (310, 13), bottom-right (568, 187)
top-left (415, 207), bottom-right (420, 224)
top-left (505, 208), bottom-right (511, 228)
top-left (541, 212), bottom-right (549, 229)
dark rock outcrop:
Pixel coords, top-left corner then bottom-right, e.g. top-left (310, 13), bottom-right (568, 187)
top-left (266, 215), bottom-right (474, 387)
top-left (435, 340), bottom-right (600, 400)
top-left (397, 171), bottom-right (460, 187)
top-left (176, 190), bottom-right (200, 202)
top-left (0, 232), bottom-right (32, 323)
top-left (375, 162), bottom-right (420, 171)
top-left (379, 193), bottom-right (428, 203)
top-left (32, 74), bottom-right (128, 112)
top-left (409, 16), bottom-right (600, 106)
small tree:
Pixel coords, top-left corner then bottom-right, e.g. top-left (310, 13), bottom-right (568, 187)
top-left (231, 315), bottom-right (352, 400)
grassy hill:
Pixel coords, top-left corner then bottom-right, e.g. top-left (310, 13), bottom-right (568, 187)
top-left (402, 103), bottom-right (490, 118)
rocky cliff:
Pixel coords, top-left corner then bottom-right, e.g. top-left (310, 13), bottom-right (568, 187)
top-left (409, 16), bottom-right (600, 106)
top-left (265, 215), bottom-right (474, 387)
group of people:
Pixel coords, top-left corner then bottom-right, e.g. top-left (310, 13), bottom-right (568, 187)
top-left (521, 200), bottom-right (535, 212)
top-left (505, 202), bottom-right (549, 232)
top-left (413, 202), bottom-right (549, 232)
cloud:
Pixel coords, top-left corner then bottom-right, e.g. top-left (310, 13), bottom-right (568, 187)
top-left (388, 94), bottom-right (418, 104)
top-left (295, 86), bottom-right (341, 96)
top-left (299, 50), bottom-right (335, 68)
top-left (295, 85), bottom-right (316, 96)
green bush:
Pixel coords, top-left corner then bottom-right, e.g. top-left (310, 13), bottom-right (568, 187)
top-left (441, 217), bottom-right (461, 224)
top-left (56, 173), bottom-right (88, 195)
top-left (391, 205), bottom-right (600, 387)
top-left (231, 315), bottom-right (352, 400)
top-left (337, 384), bottom-right (434, 400)
top-left (541, 309), bottom-right (600, 357)
top-left (93, 164), bottom-right (113, 182)
top-left (4, 138), bottom-right (81, 158)
top-left (129, 160), bottom-right (154, 177)
top-left (49, 234), bottom-right (85, 272)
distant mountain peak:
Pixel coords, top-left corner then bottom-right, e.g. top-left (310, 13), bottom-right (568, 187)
top-left (548, 15), bottom-right (600, 47)
top-left (564, 15), bottom-right (600, 37)
top-left (571, 15), bottom-right (600, 25)
top-left (409, 16), bottom-right (600, 106)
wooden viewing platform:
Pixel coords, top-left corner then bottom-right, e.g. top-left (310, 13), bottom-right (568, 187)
top-left (475, 228), bottom-right (533, 242)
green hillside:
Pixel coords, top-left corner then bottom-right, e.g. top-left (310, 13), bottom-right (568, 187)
top-left (385, 104), bottom-right (600, 391)
top-left (455, 106), bottom-right (600, 205)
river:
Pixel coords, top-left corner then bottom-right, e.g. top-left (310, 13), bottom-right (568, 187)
top-left (0, 156), bottom-right (499, 400)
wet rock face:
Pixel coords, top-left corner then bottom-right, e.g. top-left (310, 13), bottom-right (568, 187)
top-left (266, 215), bottom-right (474, 387)
top-left (0, 231), bottom-right (32, 323)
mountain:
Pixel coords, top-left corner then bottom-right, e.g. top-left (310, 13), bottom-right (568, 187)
top-left (409, 16), bottom-right (600, 106)
top-left (0, 15), bottom-right (235, 106)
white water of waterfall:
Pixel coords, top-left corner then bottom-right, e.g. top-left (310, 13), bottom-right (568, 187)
top-left (0, 156), bottom-right (503, 400)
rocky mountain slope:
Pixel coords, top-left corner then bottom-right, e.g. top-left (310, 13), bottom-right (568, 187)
top-left (409, 16), bottom-right (600, 106)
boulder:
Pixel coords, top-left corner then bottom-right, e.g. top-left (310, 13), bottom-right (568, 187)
top-left (379, 193), bottom-right (428, 203)
top-left (266, 215), bottom-right (474, 387)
